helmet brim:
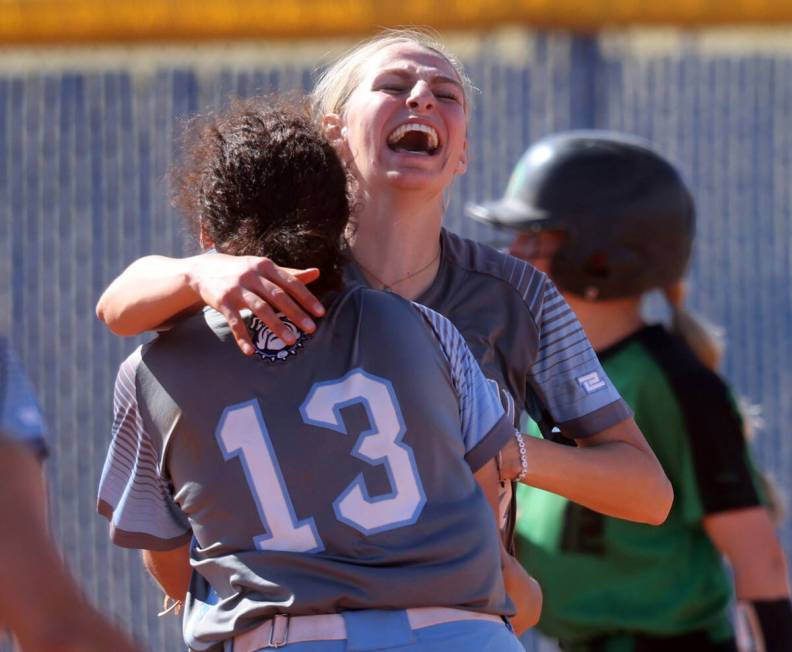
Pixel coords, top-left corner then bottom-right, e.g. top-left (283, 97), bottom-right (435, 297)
top-left (465, 198), bottom-right (549, 231)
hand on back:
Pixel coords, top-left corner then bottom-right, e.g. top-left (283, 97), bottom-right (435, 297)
top-left (187, 253), bottom-right (325, 356)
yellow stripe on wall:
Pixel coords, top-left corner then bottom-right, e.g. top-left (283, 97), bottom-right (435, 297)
top-left (1, 0), bottom-right (790, 44)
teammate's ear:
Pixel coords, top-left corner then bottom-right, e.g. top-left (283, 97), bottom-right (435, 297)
top-left (455, 138), bottom-right (468, 175)
top-left (323, 113), bottom-right (352, 165)
top-left (323, 113), bottom-right (344, 145)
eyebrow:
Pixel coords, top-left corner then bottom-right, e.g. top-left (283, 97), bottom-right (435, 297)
top-left (377, 68), bottom-right (464, 91)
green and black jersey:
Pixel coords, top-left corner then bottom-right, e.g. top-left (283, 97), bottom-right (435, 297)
top-left (516, 325), bottom-right (765, 645)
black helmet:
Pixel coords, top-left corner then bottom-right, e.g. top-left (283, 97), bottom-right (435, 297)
top-left (466, 131), bottom-right (695, 300)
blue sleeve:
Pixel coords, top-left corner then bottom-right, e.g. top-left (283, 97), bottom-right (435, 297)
top-left (0, 339), bottom-right (47, 459)
top-left (528, 280), bottom-right (632, 438)
top-left (412, 303), bottom-right (514, 472)
top-left (97, 347), bottom-right (191, 551)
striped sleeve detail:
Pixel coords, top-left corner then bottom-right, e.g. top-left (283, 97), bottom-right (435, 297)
top-left (412, 303), bottom-right (513, 471)
top-left (508, 256), bottom-right (545, 311)
top-left (528, 281), bottom-right (631, 437)
top-left (97, 347), bottom-right (191, 550)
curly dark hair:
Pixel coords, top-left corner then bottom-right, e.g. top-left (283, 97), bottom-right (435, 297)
top-left (173, 95), bottom-right (350, 299)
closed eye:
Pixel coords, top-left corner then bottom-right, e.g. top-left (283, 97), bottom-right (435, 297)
top-left (377, 85), bottom-right (407, 94)
top-left (434, 85), bottom-right (463, 103)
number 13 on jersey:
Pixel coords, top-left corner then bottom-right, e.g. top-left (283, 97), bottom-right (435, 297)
top-left (216, 369), bottom-right (427, 553)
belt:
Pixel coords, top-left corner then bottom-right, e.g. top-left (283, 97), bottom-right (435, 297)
top-left (233, 607), bottom-right (504, 652)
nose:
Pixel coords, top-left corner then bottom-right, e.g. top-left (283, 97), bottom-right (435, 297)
top-left (406, 81), bottom-right (435, 112)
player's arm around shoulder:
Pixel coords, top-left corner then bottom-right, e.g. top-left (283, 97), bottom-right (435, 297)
top-left (474, 458), bottom-right (542, 634)
top-left (573, 417), bottom-right (673, 525)
top-left (509, 277), bottom-right (672, 524)
top-left (96, 252), bottom-right (323, 355)
top-left (501, 418), bottom-right (673, 525)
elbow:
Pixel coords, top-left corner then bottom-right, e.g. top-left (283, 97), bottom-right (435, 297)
top-left (95, 296), bottom-right (118, 332)
top-left (96, 298), bottom-right (135, 337)
top-left (611, 453), bottom-right (674, 526)
top-left (95, 299), bottom-right (111, 328)
top-left (644, 475), bottom-right (674, 526)
top-left (627, 446), bottom-right (673, 526)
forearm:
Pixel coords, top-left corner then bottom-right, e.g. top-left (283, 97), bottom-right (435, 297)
top-left (142, 544), bottom-right (192, 602)
top-left (705, 507), bottom-right (791, 601)
top-left (501, 546), bottom-right (541, 635)
top-left (96, 255), bottom-right (203, 335)
top-left (474, 458), bottom-right (542, 632)
top-left (520, 434), bottom-right (672, 525)
top-left (733, 541), bottom-right (791, 601)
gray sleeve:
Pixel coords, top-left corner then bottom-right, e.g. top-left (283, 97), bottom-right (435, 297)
top-left (413, 303), bottom-right (514, 471)
top-left (528, 280), bottom-right (632, 438)
top-left (0, 340), bottom-right (48, 458)
top-left (97, 347), bottom-right (191, 550)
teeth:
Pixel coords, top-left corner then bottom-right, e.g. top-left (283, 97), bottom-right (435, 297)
top-left (387, 123), bottom-right (439, 150)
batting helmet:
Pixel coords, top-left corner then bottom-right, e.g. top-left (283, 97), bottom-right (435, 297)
top-left (466, 131), bottom-right (695, 300)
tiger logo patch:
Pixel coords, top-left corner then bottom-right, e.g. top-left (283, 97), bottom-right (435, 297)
top-left (249, 315), bottom-right (307, 362)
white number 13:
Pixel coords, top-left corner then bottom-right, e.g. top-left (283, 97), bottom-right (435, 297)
top-left (216, 369), bottom-right (426, 553)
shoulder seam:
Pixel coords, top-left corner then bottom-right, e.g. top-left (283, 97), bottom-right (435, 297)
top-left (442, 231), bottom-right (547, 332)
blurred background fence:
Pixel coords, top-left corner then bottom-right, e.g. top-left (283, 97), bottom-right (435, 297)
top-left (2, 3), bottom-right (792, 650)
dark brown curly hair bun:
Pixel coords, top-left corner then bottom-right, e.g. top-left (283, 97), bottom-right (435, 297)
top-left (173, 95), bottom-right (350, 299)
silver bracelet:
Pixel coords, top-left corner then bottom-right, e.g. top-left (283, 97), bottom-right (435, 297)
top-left (514, 431), bottom-right (529, 483)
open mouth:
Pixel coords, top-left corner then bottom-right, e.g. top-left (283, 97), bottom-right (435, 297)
top-left (387, 123), bottom-right (440, 155)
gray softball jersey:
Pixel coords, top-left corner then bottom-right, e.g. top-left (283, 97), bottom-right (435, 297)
top-left (346, 229), bottom-right (630, 436)
top-left (98, 286), bottom-right (514, 651)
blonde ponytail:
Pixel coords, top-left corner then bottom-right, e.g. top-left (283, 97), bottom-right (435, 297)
top-left (663, 283), bottom-right (724, 372)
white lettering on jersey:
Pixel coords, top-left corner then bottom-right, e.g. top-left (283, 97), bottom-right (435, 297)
top-left (216, 400), bottom-right (323, 553)
top-left (577, 372), bottom-right (606, 394)
top-left (301, 369), bottom-right (426, 535)
top-left (216, 368), bottom-right (426, 551)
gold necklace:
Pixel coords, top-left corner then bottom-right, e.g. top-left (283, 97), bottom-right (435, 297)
top-left (353, 248), bottom-right (441, 293)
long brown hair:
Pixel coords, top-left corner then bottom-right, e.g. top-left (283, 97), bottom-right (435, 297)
top-left (172, 95), bottom-right (351, 300)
